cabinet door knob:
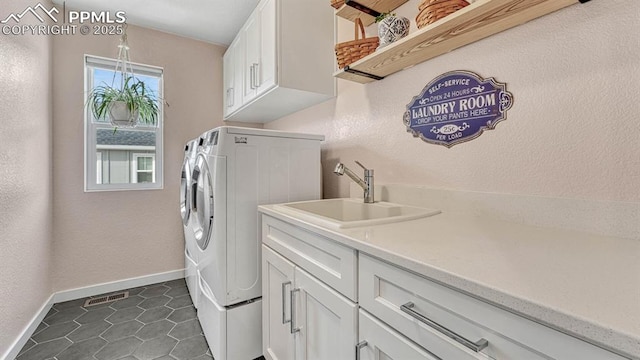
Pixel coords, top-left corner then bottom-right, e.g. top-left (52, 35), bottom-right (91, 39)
top-left (401, 302), bottom-right (489, 352)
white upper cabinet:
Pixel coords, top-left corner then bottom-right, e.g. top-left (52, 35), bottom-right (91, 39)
top-left (223, 37), bottom-right (243, 114)
top-left (243, 0), bottom-right (276, 102)
top-left (223, 0), bottom-right (335, 123)
top-left (242, 10), bottom-right (261, 104)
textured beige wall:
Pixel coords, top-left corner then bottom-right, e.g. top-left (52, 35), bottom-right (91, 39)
top-left (265, 0), bottom-right (640, 204)
top-left (52, 25), bottom-right (240, 292)
top-left (0, 0), bottom-right (53, 355)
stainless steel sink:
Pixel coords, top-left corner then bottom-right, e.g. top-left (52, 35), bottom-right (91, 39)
top-left (274, 198), bottom-right (440, 229)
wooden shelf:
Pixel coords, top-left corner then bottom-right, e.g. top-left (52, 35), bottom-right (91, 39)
top-left (335, 0), bottom-right (409, 26)
top-left (335, 0), bottom-right (581, 83)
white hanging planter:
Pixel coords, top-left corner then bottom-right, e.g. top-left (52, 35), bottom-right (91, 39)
top-left (86, 28), bottom-right (159, 130)
top-left (108, 100), bottom-right (139, 128)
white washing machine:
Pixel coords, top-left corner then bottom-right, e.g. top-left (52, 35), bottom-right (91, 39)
top-left (180, 138), bottom-right (201, 309)
top-left (190, 126), bottom-right (324, 360)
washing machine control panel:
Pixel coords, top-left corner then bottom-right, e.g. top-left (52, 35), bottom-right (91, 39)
top-left (208, 131), bottom-right (219, 146)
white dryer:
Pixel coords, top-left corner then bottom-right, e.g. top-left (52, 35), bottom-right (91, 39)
top-left (190, 126), bottom-right (323, 360)
top-left (180, 138), bottom-right (200, 308)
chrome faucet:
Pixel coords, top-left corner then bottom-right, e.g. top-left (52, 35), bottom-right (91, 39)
top-left (333, 161), bottom-right (374, 203)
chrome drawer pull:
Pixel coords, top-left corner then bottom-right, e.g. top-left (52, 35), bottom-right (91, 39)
top-left (355, 340), bottom-right (368, 360)
top-left (249, 64), bottom-right (255, 89)
top-left (252, 63), bottom-right (260, 88)
top-left (282, 281), bottom-right (291, 324)
top-left (401, 302), bottom-right (489, 353)
top-left (290, 288), bottom-right (300, 334)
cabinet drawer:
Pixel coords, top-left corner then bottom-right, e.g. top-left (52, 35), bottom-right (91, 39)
top-left (359, 309), bottom-right (439, 360)
top-left (262, 215), bottom-right (357, 301)
top-left (359, 254), bottom-right (626, 360)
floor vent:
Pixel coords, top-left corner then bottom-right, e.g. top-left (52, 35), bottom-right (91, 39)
top-left (84, 291), bottom-right (129, 307)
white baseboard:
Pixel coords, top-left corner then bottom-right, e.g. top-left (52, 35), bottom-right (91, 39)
top-left (53, 268), bottom-right (185, 303)
top-left (2, 294), bottom-right (54, 360)
top-left (2, 269), bottom-right (185, 360)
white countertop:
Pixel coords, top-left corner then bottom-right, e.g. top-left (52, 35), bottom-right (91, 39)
top-left (259, 205), bottom-right (640, 360)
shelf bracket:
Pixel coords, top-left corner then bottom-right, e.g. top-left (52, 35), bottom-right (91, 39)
top-left (344, 0), bottom-right (381, 18)
top-left (344, 66), bottom-right (385, 81)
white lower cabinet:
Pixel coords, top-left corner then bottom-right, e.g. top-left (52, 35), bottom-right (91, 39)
top-left (260, 213), bottom-right (629, 360)
top-left (262, 245), bottom-right (357, 360)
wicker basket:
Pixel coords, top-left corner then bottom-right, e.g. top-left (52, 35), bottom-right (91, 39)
top-left (335, 18), bottom-right (379, 69)
top-left (330, 0), bottom-right (345, 9)
top-left (416, 0), bottom-right (469, 29)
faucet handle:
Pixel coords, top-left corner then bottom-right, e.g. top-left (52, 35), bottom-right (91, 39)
top-left (354, 160), bottom-right (369, 171)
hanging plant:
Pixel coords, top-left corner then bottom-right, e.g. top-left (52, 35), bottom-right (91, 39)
top-left (374, 12), bottom-right (396, 23)
top-left (86, 28), bottom-right (160, 129)
top-left (89, 75), bottom-right (159, 127)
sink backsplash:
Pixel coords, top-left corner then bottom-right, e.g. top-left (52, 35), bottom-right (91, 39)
top-left (349, 183), bottom-right (640, 240)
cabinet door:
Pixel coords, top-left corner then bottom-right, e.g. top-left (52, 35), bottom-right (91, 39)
top-left (359, 310), bottom-right (439, 360)
top-left (243, 9), bottom-right (260, 104)
top-left (223, 39), bottom-right (242, 116)
top-left (294, 267), bottom-right (357, 360)
top-left (256, 0), bottom-right (276, 96)
top-left (233, 34), bottom-right (245, 113)
top-left (243, 0), bottom-right (277, 104)
top-left (263, 245), bottom-right (295, 360)
top-left (222, 44), bottom-right (233, 117)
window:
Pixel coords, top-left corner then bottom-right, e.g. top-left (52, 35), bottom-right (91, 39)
top-left (132, 154), bottom-right (155, 183)
top-left (84, 55), bottom-right (163, 191)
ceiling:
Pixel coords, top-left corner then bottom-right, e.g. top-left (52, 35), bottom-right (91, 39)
top-left (52, 0), bottom-right (260, 45)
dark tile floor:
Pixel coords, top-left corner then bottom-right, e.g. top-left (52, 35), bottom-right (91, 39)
top-left (16, 279), bottom-right (213, 360)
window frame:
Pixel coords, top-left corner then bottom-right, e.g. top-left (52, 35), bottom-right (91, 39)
top-left (84, 54), bottom-right (164, 192)
top-left (96, 151), bottom-right (103, 185)
top-left (131, 153), bottom-right (156, 184)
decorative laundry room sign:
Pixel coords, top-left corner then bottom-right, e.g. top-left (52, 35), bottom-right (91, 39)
top-left (403, 71), bottom-right (513, 148)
